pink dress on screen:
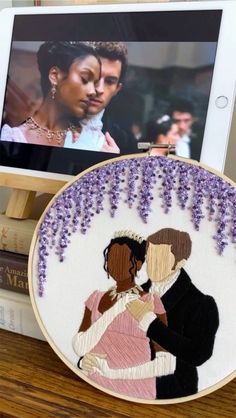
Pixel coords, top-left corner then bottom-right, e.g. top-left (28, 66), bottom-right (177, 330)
top-left (85, 290), bottom-right (165, 399)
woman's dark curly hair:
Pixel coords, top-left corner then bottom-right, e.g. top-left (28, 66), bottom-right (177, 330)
top-left (37, 41), bottom-right (101, 97)
top-left (146, 115), bottom-right (173, 143)
top-left (103, 235), bottom-right (146, 281)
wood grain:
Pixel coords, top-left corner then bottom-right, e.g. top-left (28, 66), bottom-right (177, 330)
top-left (0, 173), bottom-right (66, 194)
top-left (0, 172), bottom-right (66, 220)
top-left (0, 330), bottom-right (235, 418)
top-left (5, 190), bottom-right (36, 219)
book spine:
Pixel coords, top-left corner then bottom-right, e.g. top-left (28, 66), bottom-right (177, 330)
top-left (0, 250), bottom-right (29, 295)
top-left (0, 289), bottom-right (45, 341)
top-left (0, 214), bottom-right (37, 255)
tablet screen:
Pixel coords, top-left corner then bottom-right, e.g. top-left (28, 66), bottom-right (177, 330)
top-left (0, 7), bottom-right (232, 176)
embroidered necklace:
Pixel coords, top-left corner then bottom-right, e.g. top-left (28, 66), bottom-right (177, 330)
top-left (25, 116), bottom-right (79, 144)
top-left (109, 284), bottom-right (143, 301)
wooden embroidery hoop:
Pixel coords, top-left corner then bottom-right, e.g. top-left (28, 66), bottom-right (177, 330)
top-left (28, 153), bottom-right (236, 404)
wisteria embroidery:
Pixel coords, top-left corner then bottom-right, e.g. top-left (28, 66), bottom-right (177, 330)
top-left (37, 156), bottom-right (236, 296)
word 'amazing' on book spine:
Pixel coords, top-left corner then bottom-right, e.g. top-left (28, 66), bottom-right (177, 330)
top-left (0, 250), bottom-right (28, 295)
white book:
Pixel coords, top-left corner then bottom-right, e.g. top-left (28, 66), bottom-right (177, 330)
top-left (0, 288), bottom-right (45, 341)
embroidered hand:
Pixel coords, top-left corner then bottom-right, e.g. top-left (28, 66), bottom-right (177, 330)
top-left (81, 352), bottom-right (107, 375)
top-left (114, 293), bottom-right (139, 312)
top-left (126, 294), bottom-right (154, 322)
top-left (101, 132), bottom-right (120, 154)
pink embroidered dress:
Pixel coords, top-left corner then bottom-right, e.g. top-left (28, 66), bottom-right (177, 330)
top-left (85, 290), bottom-right (165, 399)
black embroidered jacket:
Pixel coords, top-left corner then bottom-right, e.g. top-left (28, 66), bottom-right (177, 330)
top-left (142, 269), bottom-right (219, 399)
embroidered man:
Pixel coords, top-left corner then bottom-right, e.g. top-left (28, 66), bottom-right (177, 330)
top-left (127, 228), bottom-right (219, 399)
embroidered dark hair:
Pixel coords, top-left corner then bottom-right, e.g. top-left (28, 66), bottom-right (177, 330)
top-left (37, 41), bottom-right (101, 97)
top-left (103, 236), bottom-right (146, 280)
top-left (147, 228), bottom-right (192, 269)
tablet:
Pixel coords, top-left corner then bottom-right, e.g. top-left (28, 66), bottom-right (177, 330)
top-left (0, 1), bottom-right (236, 180)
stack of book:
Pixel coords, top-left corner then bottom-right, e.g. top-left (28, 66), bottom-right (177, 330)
top-left (0, 213), bottom-right (45, 340)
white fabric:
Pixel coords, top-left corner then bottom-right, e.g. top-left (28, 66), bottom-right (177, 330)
top-left (150, 270), bottom-right (180, 298)
top-left (139, 270), bottom-right (180, 332)
top-left (175, 134), bottom-right (191, 158)
top-left (72, 294), bottom-right (137, 356)
top-left (64, 110), bottom-right (105, 151)
top-left (0, 124), bottom-right (27, 143)
top-left (139, 312), bottom-right (157, 332)
top-left (95, 352), bottom-right (176, 380)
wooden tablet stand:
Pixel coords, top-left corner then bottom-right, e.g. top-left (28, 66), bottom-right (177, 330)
top-left (0, 172), bottom-right (67, 219)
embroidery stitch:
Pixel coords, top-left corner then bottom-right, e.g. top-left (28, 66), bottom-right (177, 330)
top-left (72, 232), bottom-right (169, 400)
top-left (108, 284), bottom-right (143, 301)
top-left (37, 156), bottom-right (236, 296)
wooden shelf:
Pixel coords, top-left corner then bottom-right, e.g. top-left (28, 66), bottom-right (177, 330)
top-left (0, 172), bottom-right (66, 219)
top-left (0, 329), bottom-right (235, 417)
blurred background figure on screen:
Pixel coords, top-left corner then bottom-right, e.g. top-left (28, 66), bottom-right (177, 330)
top-left (168, 99), bottom-right (203, 160)
top-left (130, 121), bottom-right (144, 142)
top-left (145, 115), bottom-right (180, 156)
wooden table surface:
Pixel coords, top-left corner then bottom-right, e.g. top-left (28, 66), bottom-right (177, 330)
top-left (0, 329), bottom-right (235, 418)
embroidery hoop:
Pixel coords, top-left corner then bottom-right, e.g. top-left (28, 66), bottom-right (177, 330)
top-left (28, 153), bottom-right (236, 404)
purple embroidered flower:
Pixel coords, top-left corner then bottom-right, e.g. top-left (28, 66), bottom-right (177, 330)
top-left (229, 189), bottom-right (236, 244)
top-left (138, 156), bottom-right (162, 222)
top-left (213, 179), bottom-right (232, 254)
top-left (177, 161), bottom-right (192, 210)
top-left (37, 156), bottom-right (236, 296)
top-left (158, 157), bottom-right (177, 213)
top-left (108, 160), bottom-right (127, 218)
top-left (190, 166), bottom-right (207, 230)
top-left (126, 159), bottom-right (140, 208)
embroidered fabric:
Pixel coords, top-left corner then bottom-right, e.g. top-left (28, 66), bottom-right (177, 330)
top-left (150, 270), bottom-right (180, 297)
top-left (108, 284), bottom-right (143, 301)
top-left (139, 312), bottom-right (157, 332)
top-left (95, 351), bottom-right (176, 380)
top-left (139, 270), bottom-right (181, 332)
top-left (72, 294), bottom-right (131, 356)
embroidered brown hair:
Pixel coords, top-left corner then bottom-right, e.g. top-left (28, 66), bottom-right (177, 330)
top-left (147, 228), bottom-right (192, 268)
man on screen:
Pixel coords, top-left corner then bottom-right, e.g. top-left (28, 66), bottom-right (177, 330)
top-left (168, 99), bottom-right (203, 161)
top-left (67, 41), bottom-right (138, 154)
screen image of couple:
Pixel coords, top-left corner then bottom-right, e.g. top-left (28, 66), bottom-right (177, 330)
top-left (1, 40), bottom-right (216, 161)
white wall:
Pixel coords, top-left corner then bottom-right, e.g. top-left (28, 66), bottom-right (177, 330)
top-left (0, 0), bottom-right (12, 10)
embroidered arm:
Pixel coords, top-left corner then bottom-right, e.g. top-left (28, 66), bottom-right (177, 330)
top-left (95, 352), bottom-right (176, 380)
top-left (72, 295), bottom-right (131, 356)
top-left (139, 312), bottom-right (157, 331)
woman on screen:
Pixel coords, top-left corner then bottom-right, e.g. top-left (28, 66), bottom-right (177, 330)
top-left (0, 41), bottom-right (101, 147)
top-left (146, 115), bottom-right (180, 156)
